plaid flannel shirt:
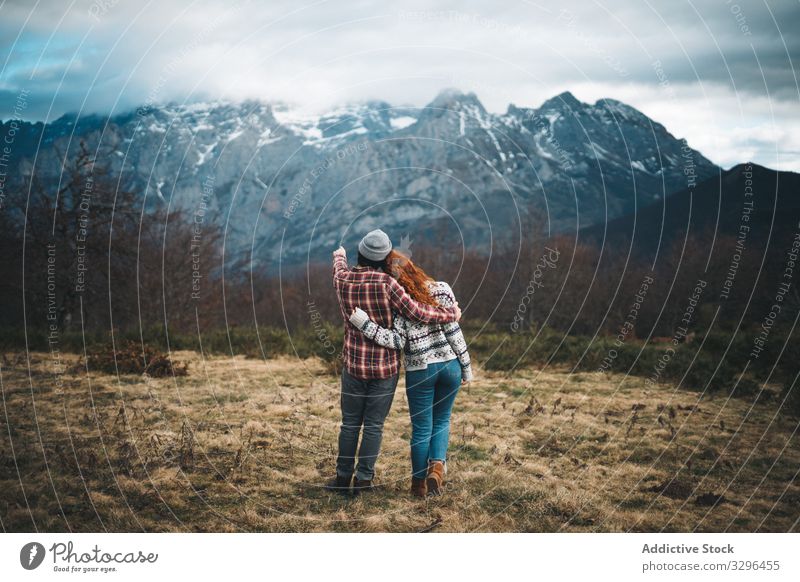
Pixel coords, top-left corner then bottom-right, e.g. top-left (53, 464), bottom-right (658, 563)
top-left (333, 253), bottom-right (459, 379)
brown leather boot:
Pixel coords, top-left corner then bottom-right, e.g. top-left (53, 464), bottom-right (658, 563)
top-left (410, 477), bottom-right (427, 497)
top-left (426, 461), bottom-right (445, 496)
top-left (324, 474), bottom-right (352, 495)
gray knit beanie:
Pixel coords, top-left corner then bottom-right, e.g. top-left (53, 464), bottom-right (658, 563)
top-left (358, 229), bottom-right (392, 261)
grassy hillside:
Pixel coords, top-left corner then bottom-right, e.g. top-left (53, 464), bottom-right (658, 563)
top-left (1, 351), bottom-right (797, 532)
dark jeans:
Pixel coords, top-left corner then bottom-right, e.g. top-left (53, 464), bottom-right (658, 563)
top-left (405, 359), bottom-right (462, 478)
top-left (336, 369), bottom-right (399, 481)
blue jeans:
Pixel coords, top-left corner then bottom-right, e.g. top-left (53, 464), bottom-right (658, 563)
top-left (405, 359), bottom-right (462, 479)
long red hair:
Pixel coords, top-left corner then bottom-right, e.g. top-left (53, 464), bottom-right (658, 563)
top-left (384, 250), bottom-right (437, 306)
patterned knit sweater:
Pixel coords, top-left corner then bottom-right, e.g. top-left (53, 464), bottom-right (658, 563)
top-left (349, 281), bottom-right (473, 381)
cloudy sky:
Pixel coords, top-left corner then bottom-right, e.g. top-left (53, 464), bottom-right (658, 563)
top-left (1, 0), bottom-right (798, 170)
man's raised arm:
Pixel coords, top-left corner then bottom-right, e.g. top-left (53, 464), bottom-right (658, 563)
top-left (385, 277), bottom-right (461, 324)
top-left (332, 246), bottom-right (348, 278)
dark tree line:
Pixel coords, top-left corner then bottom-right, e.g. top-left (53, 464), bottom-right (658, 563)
top-left (2, 145), bottom-right (798, 399)
top-left (0, 142), bottom-right (224, 344)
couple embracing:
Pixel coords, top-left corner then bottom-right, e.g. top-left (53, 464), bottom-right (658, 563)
top-left (326, 229), bottom-right (473, 497)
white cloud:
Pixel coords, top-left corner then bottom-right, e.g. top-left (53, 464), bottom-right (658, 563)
top-left (1, 0), bottom-right (798, 170)
top-left (567, 81), bottom-right (800, 170)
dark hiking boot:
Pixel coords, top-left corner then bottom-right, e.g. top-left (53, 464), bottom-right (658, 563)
top-left (352, 478), bottom-right (375, 495)
top-left (411, 477), bottom-right (427, 498)
top-left (324, 474), bottom-right (352, 495)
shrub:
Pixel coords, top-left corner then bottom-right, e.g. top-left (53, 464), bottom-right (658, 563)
top-left (293, 324), bottom-right (343, 375)
top-left (782, 380), bottom-right (800, 418)
top-left (85, 340), bottom-right (188, 377)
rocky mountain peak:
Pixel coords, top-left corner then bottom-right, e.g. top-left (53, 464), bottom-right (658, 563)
top-left (539, 91), bottom-right (583, 112)
top-left (426, 88), bottom-right (485, 112)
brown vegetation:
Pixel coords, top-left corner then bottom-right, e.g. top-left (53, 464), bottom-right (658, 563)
top-left (1, 352), bottom-right (797, 532)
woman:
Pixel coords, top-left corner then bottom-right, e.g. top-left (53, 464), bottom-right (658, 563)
top-left (348, 250), bottom-right (473, 497)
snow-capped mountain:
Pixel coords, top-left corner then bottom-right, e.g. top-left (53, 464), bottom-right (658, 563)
top-left (1, 90), bottom-right (718, 267)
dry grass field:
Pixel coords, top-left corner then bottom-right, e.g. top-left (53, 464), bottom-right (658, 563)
top-left (1, 351), bottom-right (798, 532)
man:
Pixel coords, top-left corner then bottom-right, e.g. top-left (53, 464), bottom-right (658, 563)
top-left (327, 229), bottom-right (461, 495)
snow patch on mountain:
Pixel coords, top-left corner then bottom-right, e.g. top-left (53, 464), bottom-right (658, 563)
top-left (391, 116), bottom-right (417, 130)
top-left (257, 128), bottom-right (282, 148)
top-left (272, 106), bottom-right (324, 143)
top-left (195, 140), bottom-right (218, 166)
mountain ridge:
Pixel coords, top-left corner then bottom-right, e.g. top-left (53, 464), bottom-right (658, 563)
top-left (1, 89), bottom-right (720, 267)
top-left (579, 162), bottom-right (800, 258)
